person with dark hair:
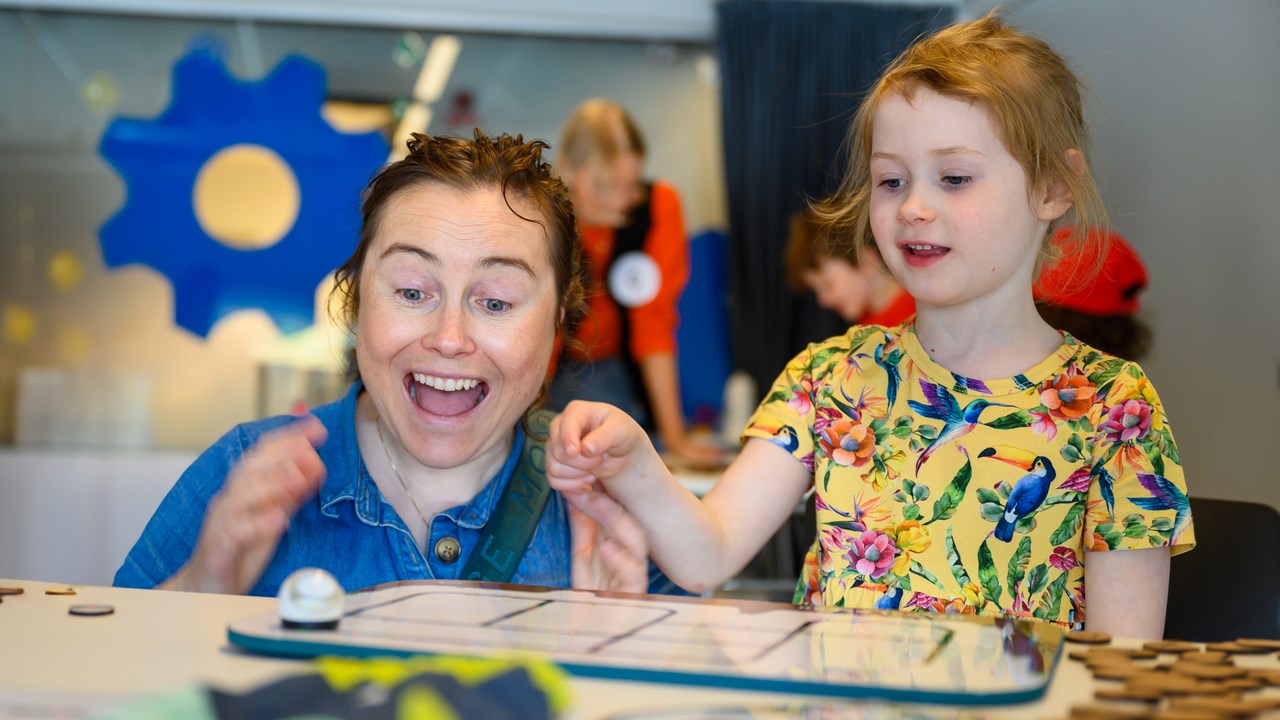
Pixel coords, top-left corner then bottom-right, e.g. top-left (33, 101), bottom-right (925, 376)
top-left (549, 99), bottom-right (723, 470)
top-left (115, 131), bottom-right (655, 597)
top-left (1034, 227), bottom-right (1152, 361)
top-left (785, 207), bottom-right (915, 327)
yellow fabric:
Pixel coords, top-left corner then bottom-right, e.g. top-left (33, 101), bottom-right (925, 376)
top-left (744, 324), bottom-right (1193, 628)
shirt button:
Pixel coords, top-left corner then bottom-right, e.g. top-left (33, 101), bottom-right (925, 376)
top-left (434, 537), bottom-right (461, 564)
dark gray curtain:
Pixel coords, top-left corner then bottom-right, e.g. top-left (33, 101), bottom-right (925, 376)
top-left (716, 0), bottom-right (951, 397)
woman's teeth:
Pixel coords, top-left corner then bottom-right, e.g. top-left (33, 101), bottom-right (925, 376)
top-left (412, 373), bottom-right (480, 392)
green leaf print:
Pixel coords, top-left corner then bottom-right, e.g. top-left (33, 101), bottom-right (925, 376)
top-left (1049, 504), bottom-right (1086, 546)
top-left (980, 502), bottom-right (1004, 523)
top-left (1124, 521), bottom-right (1149, 540)
top-left (996, 482), bottom-right (1012, 501)
top-left (1006, 536), bottom-right (1032, 590)
top-left (892, 424), bottom-right (912, 440)
top-left (765, 388), bottom-right (792, 405)
top-left (1067, 417), bottom-right (1093, 434)
top-left (1027, 563), bottom-right (1050, 596)
top-left (985, 410), bottom-right (1034, 431)
top-left (1014, 515), bottom-right (1037, 534)
top-left (910, 560), bottom-right (942, 590)
top-left (1035, 571), bottom-right (1070, 621)
top-left (1042, 491), bottom-right (1086, 510)
top-left (976, 487), bottom-right (1001, 505)
top-left (1060, 443), bottom-right (1084, 463)
top-left (1126, 364), bottom-right (1144, 380)
top-left (1094, 522), bottom-right (1123, 550)
top-left (1150, 517), bottom-right (1174, 532)
top-left (810, 345), bottom-right (850, 374)
top-left (903, 504), bottom-right (921, 521)
top-left (913, 483), bottom-right (930, 502)
top-left (869, 417), bottom-right (890, 443)
top-left (1158, 428), bottom-right (1181, 464)
top-left (925, 455), bottom-right (972, 526)
top-left (1088, 358), bottom-right (1127, 388)
top-left (945, 527), bottom-right (971, 588)
top-left (1144, 442), bottom-right (1166, 476)
top-left (978, 540), bottom-right (1002, 605)
top-left (910, 437), bottom-right (924, 452)
top-left (915, 424), bottom-right (940, 442)
top-left (821, 464), bottom-right (834, 492)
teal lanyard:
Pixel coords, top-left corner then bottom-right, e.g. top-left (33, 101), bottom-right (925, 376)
top-left (459, 410), bottom-right (553, 583)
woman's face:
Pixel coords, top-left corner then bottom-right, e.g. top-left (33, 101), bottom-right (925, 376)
top-left (564, 151), bottom-right (643, 227)
top-left (355, 182), bottom-right (559, 471)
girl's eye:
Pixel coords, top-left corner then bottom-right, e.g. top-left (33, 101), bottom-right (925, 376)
top-left (482, 298), bottom-right (511, 314)
top-left (397, 288), bottom-right (425, 303)
top-left (879, 178), bottom-right (904, 190)
top-left (942, 175), bottom-right (973, 186)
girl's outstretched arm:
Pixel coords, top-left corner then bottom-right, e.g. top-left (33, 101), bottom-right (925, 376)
top-left (1083, 546), bottom-right (1170, 639)
top-left (548, 401), bottom-right (812, 593)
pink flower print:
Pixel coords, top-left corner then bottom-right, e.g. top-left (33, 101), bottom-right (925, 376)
top-left (1049, 546), bottom-right (1080, 571)
top-left (787, 377), bottom-right (814, 416)
top-left (844, 530), bottom-right (899, 579)
top-left (1101, 399), bottom-right (1152, 443)
top-left (1058, 467), bottom-right (1092, 493)
top-left (1029, 409), bottom-right (1058, 442)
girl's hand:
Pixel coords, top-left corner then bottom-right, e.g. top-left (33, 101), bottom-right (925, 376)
top-left (566, 487), bottom-right (649, 594)
top-left (547, 400), bottom-right (648, 494)
top-left (164, 416), bottom-right (328, 595)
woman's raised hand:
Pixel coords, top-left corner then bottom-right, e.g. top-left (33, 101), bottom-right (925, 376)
top-left (164, 416), bottom-right (328, 594)
top-left (566, 487), bottom-right (650, 594)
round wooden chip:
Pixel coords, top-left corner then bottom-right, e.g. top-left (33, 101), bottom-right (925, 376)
top-left (1143, 640), bottom-right (1201, 654)
top-left (1168, 696), bottom-right (1264, 717)
top-left (1151, 711), bottom-right (1230, 720)
top-left (44, 587), bottom-right (77, 596)
top-left (1178, 650), bottom-right (1230, 664)
top-left (1095, 686), bottom-right (1164, 703)
top-left (1234, 638), bottom-right (1280, 651)
top-left (1204, 641), bottom-right (1271, 655)
top-left (1067, 630), bottom-right (1114, 645)
top-left (1069, 703), bottom-right (1153, 719)
top-left (1169, 662), bottom-right (1247, 680)
top-left (0, 587), bottom-right (24, 596)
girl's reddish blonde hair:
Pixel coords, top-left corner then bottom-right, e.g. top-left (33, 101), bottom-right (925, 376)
top-left (814, 12), bottom-right (1108, 272)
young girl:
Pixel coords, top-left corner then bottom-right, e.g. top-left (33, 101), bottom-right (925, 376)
top-left (546, 14), bottom-right (1193, 638)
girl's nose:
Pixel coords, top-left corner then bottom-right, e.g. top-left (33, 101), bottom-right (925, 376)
top-left (898, 187), bottom-right (936, 224)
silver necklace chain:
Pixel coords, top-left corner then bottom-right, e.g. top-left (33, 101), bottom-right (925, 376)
top-left (374, 417), bottom-right (430, 540)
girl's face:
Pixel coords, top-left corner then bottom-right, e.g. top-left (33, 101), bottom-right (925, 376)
top-left (355, 183), bottom-right (560, 471)
top-left (867, 88), bottom-right (1070, 313)
top-left (804, 257), bottom-right (870, 323)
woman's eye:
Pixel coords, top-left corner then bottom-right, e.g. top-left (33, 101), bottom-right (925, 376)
top-left (482, 298), bottom-right (511, 314)
top-left (942, 175), bottom-right (973, 186)
top-left (398, 288), bottom-right (425, 303)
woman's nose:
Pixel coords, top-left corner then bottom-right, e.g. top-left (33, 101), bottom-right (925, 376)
top-left (424, 302), bottom-right (474, 356)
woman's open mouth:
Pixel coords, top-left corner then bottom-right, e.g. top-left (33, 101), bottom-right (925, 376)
top-left (407, 372), bottom-right (487, 417)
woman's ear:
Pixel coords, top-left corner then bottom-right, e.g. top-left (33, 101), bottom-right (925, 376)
top-left (1036, 148), bottom-right (1084, 221)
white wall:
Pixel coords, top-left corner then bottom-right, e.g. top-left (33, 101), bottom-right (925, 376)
top-left (990, 0), bottom-right (1280, 510)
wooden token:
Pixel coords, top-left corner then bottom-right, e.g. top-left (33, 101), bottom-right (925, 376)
top-left (0, 587), bottom-right (24, 596)
top-left (1168, 696), bottom-right (1263, 717)
top-left (1069, 703), bottom-right (1152, 719)
top-left (1093, 665), bottom-right (1147, 681)
top-left (1067, 630), bottom-right (1114, 645)
top-left (1152, 712), bottom-right (1231, 720)
top-left (1219, 676), bottom-right (1263, 691)
top-left (68, 604), bottom-right (114, 617)
top-left (1204, 641), bottom-right (1271, 655)
top-left (1126, 672), bottom-right (1197, 695)
top-left (1179, 650), bottom-right (1231, 664)
top-left (1169, 662), bottom-right (1247, 680)
top-left (1095, 686), bottom-right (1164, 703)
top-left (1243, 669), bottom-right (1280, 686)
top-left (1234, 638), bottom-right (1280, 651)
top-left (44, 587), bottom-right (77, 596)
top-left (1144, 640), bottom-right (1201, 654)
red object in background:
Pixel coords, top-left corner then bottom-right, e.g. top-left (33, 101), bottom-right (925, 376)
top-left (1034, 227), bottom-right (1148, 316)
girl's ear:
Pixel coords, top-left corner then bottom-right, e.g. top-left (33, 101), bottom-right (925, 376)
top-left (1036, 148), bottom-right (1084, 221)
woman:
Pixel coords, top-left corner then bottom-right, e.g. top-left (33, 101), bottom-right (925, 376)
top-left (115, 131), bottom-right (650, 596)
top-left (550, 99), bottom-right (722, 469)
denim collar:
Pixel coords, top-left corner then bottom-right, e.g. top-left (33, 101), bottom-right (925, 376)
top-left (317, 382), bottom-right (526, 531)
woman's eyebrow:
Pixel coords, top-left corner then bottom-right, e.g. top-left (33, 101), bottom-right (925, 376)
top-left (379, 243), bottom-right (437, 263)
top-left (477, 255), bottom-right (535, 278)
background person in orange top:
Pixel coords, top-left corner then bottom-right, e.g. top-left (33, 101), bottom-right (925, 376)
top-left (784, 207), bottom-right (915, 327)
top-left (1034, 227), bottom-right (1152, 361)
top-left (549, 99), bottom-right (723, 469)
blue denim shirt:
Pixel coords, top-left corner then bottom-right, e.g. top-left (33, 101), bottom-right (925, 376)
top-left (115, 383), bottom-right (578, 597)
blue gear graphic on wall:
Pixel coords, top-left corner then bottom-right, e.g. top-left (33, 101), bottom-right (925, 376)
top-left (99, 49), bottom-right (388, 337)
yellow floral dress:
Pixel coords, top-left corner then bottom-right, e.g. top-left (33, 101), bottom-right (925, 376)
top-left (744, 324), bottom-right (1194, 628)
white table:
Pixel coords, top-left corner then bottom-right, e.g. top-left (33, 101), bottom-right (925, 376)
top-left (9, 579), bottom-right (1271, 719)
